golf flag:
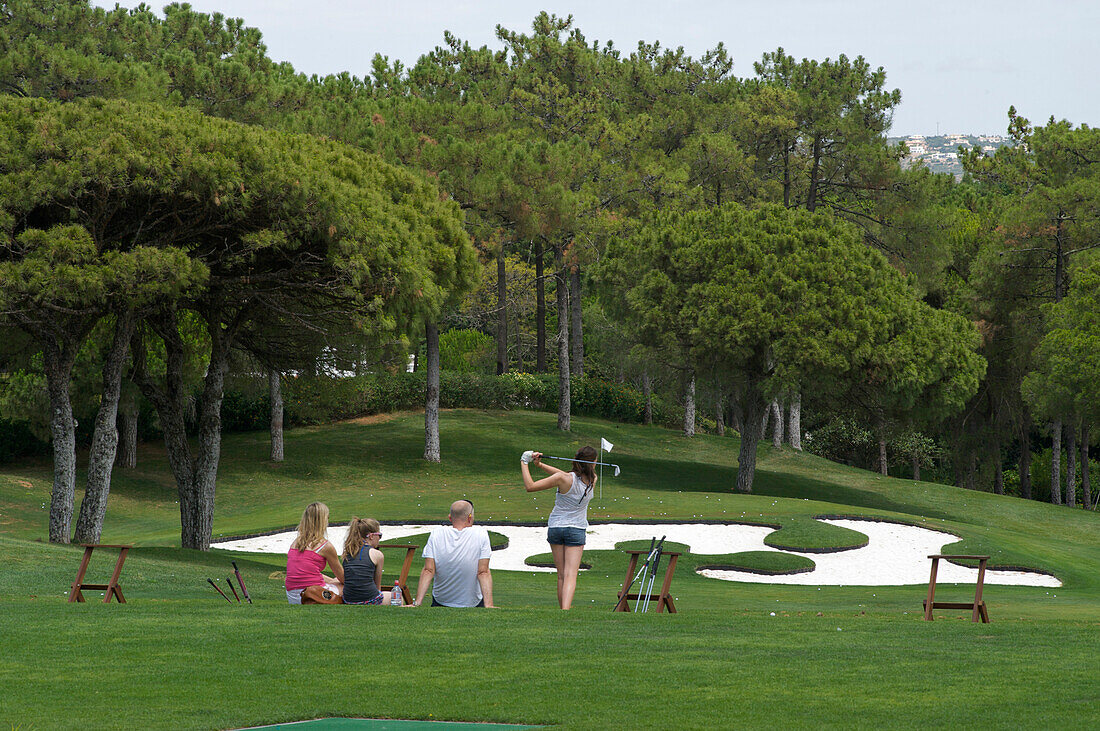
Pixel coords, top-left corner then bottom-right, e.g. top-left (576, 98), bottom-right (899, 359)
top-left (601, 437), bottom-right (614, 453)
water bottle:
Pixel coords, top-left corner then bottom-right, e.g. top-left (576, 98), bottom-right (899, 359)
top-left (391, 584), bottom-right (403, 606)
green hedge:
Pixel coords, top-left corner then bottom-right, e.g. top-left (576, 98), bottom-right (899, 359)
top-left (221, 372), bottom-right (678, 431)
top-left (0, 418), bottom-right (48, 464)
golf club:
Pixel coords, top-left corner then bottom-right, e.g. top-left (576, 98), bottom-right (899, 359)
top-left (525, 452), bottom-right (621, 477)
top-left (232, 561), bottom-right (252, 604)
top-left (641, 536), bottom-right (666, 613)
top-left (207, 578), bottom-right (232, 603)
top-left (632, 537), bottom-right (657, 613)
top-left (227, 577), bottom-right (241, 602)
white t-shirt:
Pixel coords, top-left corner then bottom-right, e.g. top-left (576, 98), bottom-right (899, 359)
top-left (422, 525), bottom-right (492, 607)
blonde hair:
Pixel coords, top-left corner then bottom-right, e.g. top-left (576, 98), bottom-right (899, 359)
top-left (343, 517), bottom-right (380, 560)
top-left (291, 502), bottom-right (330, 552)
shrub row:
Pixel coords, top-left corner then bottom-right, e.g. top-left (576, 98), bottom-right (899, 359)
top-left (0, 372), bottom-right (683, 464)
top-left (264, 372), bottom-right (680, 429)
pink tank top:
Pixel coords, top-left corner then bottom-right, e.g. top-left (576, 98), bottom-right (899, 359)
top-left (285, 540), bottom-right (329, 590)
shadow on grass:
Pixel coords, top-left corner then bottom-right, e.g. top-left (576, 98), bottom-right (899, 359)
top-left (623, 453), bottom-right (954, 521)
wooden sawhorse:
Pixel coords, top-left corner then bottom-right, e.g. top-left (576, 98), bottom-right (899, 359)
top-left (69, 544), bottom-right (132, 603)
top-left (614, 548), bottom-right (681, 613)
top-left (379, 543), bottom-right (418, 605)
top-left (923, 554), bottom-right (990, 623)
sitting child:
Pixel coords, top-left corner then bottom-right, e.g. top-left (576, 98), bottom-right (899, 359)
top-left (285, 502), bottom-right (344, 604)
top-left (342, 517), bottom-right (401, 605)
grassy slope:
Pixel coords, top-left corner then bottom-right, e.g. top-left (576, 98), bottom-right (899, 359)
top-left (1, 409), bottom-right (1099, 728)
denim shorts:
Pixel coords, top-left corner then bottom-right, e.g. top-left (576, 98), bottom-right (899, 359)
top-left (547, 526), bottom-right (586, 546)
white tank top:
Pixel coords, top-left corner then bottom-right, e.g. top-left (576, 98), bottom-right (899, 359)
top-left (547, 472), bottom-right (594, 529)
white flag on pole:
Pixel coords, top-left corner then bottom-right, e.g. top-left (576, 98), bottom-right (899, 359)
top-left (601, 437), bottom-right (614, 452)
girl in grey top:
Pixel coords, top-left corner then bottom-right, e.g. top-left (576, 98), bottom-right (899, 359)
top-left (521, 445), bottom-right (598, 609)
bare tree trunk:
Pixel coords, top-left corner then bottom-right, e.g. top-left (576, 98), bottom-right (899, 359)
top-left (912, 452), bottom-right (921, 482)
top-left (806, 135), bottom-right (823, 212)
top-left (716, 396), bottom-right (725, 437)
top-left (74, 311), bottom-right (136, 544)
top-left (555, 251), bottom-right (570, 431)
top-left (424, 322), bottom-right (440, 462)
top-left (787, 390), bottom-right (801, 450)
top-left (876, 413), bottom-right (888, 476)
top-left (43, 336), bottom-right (79, 544)
top-left (116, 385), bottom-right (138, 469)
top-left (535, 241), bottom-right (546, 373)
top-left (761, 404), bottom-right (770, 437)
top-left (771, 399), bottom-right (784, 448)
top-left (1081, 424), bottom-right (1091, 510)
top-left (570, 266), bottom-right (583, 378)
top-left (496, 250), bottom-right (507, 375)
top-left (682, 372), bottom-right (695, 437)
top-left (1051, 420), bottom-right (1063, 504)
top-left (269, 368), bottom-right (284, 463)
top-left (642, 371), bottom-right (652, 425)
top-left (1019, 414), bottom-right (1032, 500)
top-left (189, 333), bottom-right (230, 550)
top-left (1066, 424), bottom-right (1077, 507)
top-left (992, 436), bottom-right (1004, 495)
top-left (136, 311), bottom-right (230, 550)
top-left (734, 383), bottom-right (768, 493)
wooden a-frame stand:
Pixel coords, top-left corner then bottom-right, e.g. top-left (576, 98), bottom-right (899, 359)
top-left (69, 544), bottom-right (131, 604)
top-left (614, 548), bottom-right (680, 613)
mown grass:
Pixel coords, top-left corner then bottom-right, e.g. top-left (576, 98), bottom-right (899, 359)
top-left (2, 409), bottom-right (1100, 728)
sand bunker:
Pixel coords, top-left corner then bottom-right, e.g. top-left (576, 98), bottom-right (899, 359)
top-left (213, 518), bottom-right (1060, 588)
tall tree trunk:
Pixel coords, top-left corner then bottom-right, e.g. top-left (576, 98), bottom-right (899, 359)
top-left (1065, 424), bottom-right (1077, 507)
top-left (806, 135), bottom-right (823, 212)
top-left (965, 448), bottom-right (977, 490)
top-left (992, 436), bottom-right (1004, 495)
top-left (912, 452), bottom-right (921, 482)
top-left (424, 322), bottom-right (440, 463)
top-left (716, 396), bottom-right (725, 437)
top-left (682, 371), bottom-right (695, 437)
top-left (116, 385), bottom-right (138, 469)
top-left (570, 266), bottom-right (583, 378)
top-left (1019, 413), bottom-right (1032, 500)
top-left (787, 390), bottom-right (802, 450)
top-left (733, 382), bottom-right (768, 493)
top-left (1081, 424), bottom-right (1092, 510)
top-left (782, 144), bottom-right (791, 208)
top-left (269, 368), bottom-right (284, 463)
top-left (771, 399), bottom-right (784, 448)
top-left (761, 404), bottom-right (771, 437)
top-left (876, 413), bottom-right (888, 476)
top-left (496, 249), bottom-right (507, 375)
top-left (1051, 420), bottom-right (1063, 504)
top-left (43, 335), bottom-right (79, 544)
top-left (535, 240), bottom-right (546, 373)
top-left (73, 312), bottom-right (136, 544)
top-left (642, 371), bottom-right (652, 425)
top-left (555, 251), bottom-right (570, 431)
top-left (136, 311), bottom-right (230, 550)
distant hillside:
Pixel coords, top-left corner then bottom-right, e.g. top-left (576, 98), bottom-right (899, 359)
top-left (888, 133), bottom-right (1014, 176)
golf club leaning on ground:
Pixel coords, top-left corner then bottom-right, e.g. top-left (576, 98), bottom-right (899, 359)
top-left (641, 536), bottom-right (667, 612)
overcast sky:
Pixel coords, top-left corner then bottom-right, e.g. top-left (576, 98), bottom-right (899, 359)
top-left (96, 0), bottom-right (1100, 136)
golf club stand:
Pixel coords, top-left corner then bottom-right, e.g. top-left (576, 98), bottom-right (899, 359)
top-left (613, 536), bottom-right (680, 613)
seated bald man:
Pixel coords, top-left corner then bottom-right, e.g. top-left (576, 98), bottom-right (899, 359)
top-left (412, 500), bottom-right (495, 608)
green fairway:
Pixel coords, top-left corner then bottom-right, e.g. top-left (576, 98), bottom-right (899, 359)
top-left (2, 409), bottom-right (1099, 728)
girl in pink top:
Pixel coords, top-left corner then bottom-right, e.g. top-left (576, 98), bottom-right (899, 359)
top-left (285, 502), bottom-right (345, 604)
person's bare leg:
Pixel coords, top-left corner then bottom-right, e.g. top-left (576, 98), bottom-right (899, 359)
top-left (551, 543), bottom-right (566, 606)
top-left (560, 546), bottom-right (584, 609)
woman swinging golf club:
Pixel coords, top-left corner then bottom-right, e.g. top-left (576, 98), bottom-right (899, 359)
top-left (521, 446), bottom-right (597, 609)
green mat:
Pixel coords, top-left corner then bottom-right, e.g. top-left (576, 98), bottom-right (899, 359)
top-left (242, 720), bottom-right (538, 730)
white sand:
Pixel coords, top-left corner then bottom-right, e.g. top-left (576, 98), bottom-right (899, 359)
top-left (212, 518), bottom-right (1060, 587)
